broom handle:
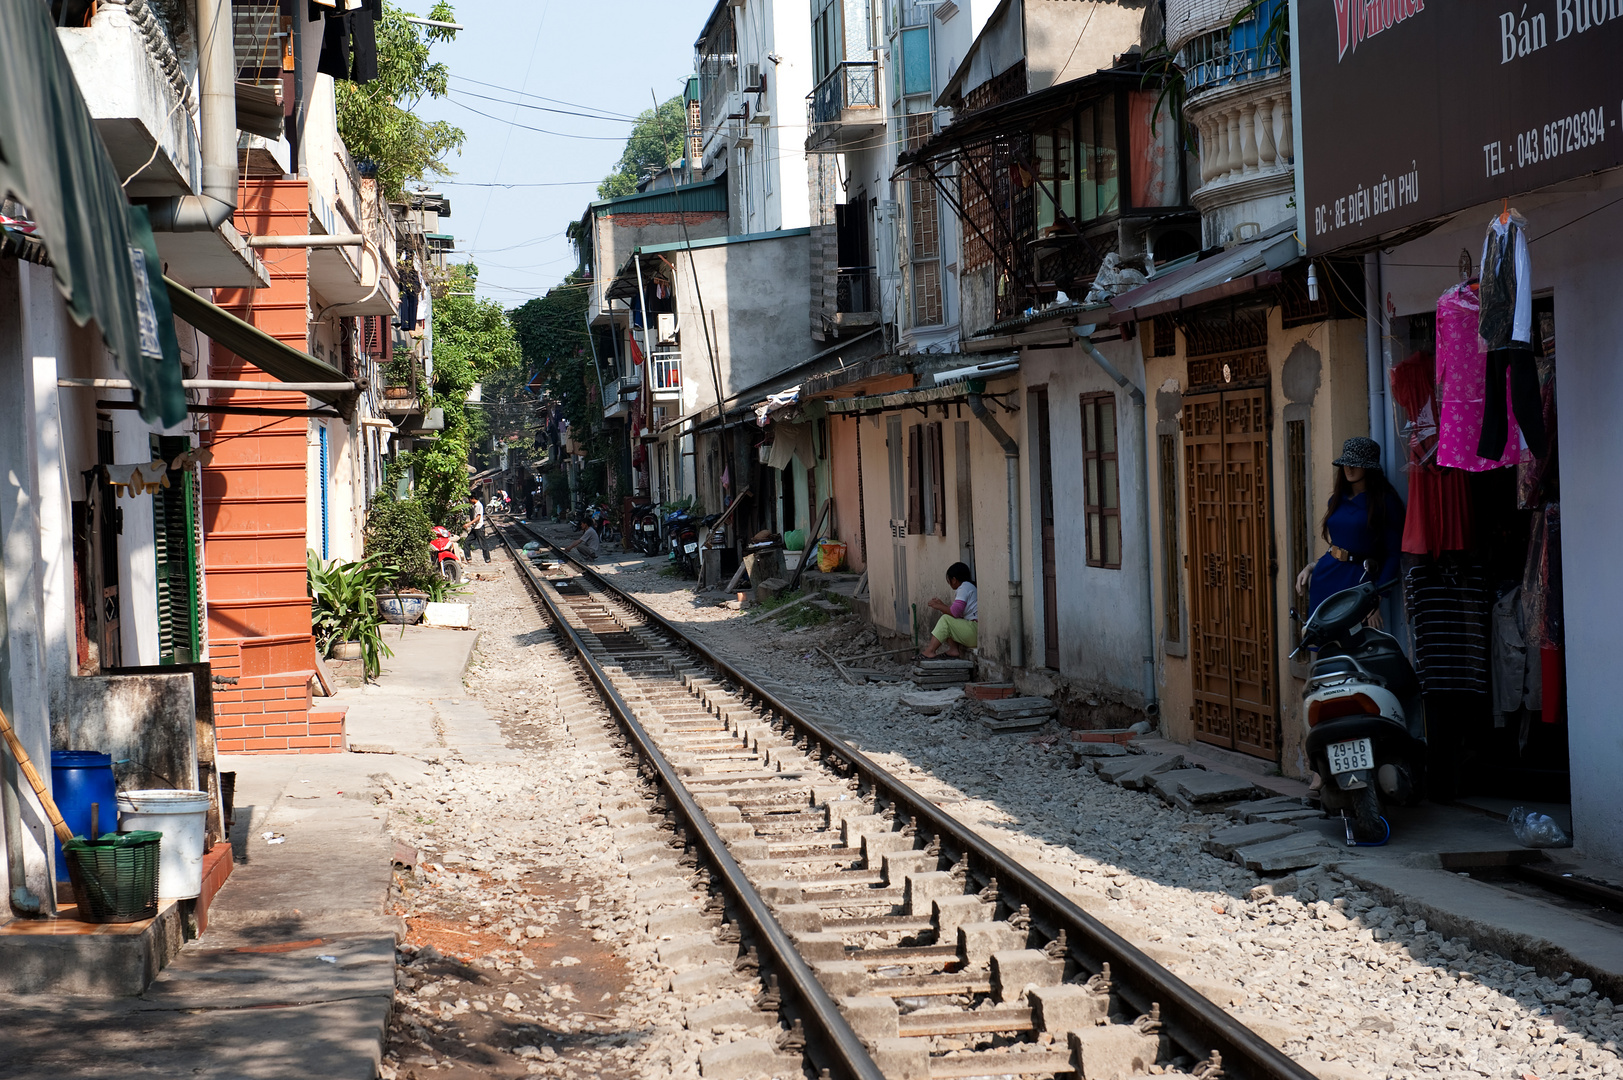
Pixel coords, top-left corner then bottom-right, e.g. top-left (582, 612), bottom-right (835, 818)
top-left (0, 704), bottom-right (76, 844)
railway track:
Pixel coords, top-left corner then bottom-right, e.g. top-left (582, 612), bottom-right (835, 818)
top-left (495, 519), bottom-right (1318, 1080)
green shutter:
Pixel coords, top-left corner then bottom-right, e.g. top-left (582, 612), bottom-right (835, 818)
top-left (153, 435), bottom-right (200, 664)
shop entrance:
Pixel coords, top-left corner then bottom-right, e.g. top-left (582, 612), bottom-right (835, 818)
top-left (1182, 385), bottom-right (1278, 761)
top-left (1391, 294), bottom-right (1568, 804)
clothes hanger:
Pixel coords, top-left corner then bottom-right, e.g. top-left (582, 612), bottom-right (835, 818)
top-left (1499, 198), bottom-right (1511, 226)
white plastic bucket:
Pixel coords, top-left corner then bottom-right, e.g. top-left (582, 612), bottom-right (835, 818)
top-left (117, 789), bottom-right (210, 899)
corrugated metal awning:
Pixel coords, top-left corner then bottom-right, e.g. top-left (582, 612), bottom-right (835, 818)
top-left (165, 278), bottom-right (354, 405)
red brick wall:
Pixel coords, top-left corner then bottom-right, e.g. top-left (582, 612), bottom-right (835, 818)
top-left (212, 642), bottom-right (346, 754)
top-left (612, 210), bottom-right (727, 228)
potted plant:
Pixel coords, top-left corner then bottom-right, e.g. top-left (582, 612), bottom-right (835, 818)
top-left (364, 497), bottom-right (449, 616)
top-left (307, 551), bottom-right (398, 679)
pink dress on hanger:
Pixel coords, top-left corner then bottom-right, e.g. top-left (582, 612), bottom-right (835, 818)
top-left (1436, 282), bottom-right (1519, 471)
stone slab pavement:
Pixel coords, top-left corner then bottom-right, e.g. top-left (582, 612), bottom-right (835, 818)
top-left (1133, 734), bottom-right (1623, 999)
top-left (0, 617), bottom-right (512, 1078)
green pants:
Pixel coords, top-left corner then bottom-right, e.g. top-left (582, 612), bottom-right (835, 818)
top-left (931, 614), bottom-right (978, 648)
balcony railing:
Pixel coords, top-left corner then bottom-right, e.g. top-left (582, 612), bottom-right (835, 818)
top-left (651, 348), bottom-right (682, 397)
top-left (808, 62), bottom-right (880, 127)
top-left (1180, 29), bottom-right (1285, 97)
top-left (835, 267), bottom-right (878, 314)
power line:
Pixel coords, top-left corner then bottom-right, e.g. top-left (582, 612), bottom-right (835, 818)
top-left (448, 74), bottom-right (642, 119)
top-left (446, 96), bottom-right (633, 141)
top-left (450, 87), bottom-right (638, 124)
top-left (435, 179), bottom-right (601, 188)
top-left (470, 0), bottom-right (553, 254)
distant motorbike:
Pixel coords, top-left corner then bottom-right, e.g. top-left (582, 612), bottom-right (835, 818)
top-left (429, 525), bottom-right (463, 584)
top-left (634, 506), bottom-right (662, 556)
top-left (1291, 565), bottom-right (1426, 843)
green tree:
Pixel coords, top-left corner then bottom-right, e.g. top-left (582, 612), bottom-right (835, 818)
top-left (510, 280), bottom-right (626, 506)
top-left (596, 95), bottom-right (686, 199)
top-left (336, 2), bottom-right (466, 200)
top-left (401, 264), bottom-right (519, 524)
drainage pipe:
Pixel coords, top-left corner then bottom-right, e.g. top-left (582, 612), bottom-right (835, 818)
top-left (1076, 327), bottom-right (1159, 718)
top-left (967, 392), bottom-right (1024, 670)
top-left (146, 0), bottom-right (237, 231)
top-left (1363, 253), bottom-right (1390, 467)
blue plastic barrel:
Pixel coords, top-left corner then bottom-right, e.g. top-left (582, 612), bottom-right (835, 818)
top-left (50, 751), bottom-right (117, 882)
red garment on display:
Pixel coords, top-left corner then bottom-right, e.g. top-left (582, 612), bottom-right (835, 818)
top-left (1401, 464), bottom-right (1473, 557)
top-left (1541, 644), bottom-right (1563, 725)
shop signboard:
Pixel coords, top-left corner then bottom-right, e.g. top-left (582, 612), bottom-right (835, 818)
top-left (1294, 2), bottom-right (1623, 256)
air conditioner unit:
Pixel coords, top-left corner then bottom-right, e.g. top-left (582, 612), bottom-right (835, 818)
top-left (657, 313), bottom-right (678, 344)
top-left (744, 63), bottom-right (760, 90)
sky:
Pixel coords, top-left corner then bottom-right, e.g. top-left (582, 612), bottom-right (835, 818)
top-left (408, 0), bottom-right (715, 308)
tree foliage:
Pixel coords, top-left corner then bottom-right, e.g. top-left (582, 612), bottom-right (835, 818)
top-left (335, 2), bottom-right (466, 200)
top-left (510, 279), bottom-right (625, 505)
top-left (400, 264), bottom-right (519, 524)
top-left (596, 95), bottom-right (686, 200)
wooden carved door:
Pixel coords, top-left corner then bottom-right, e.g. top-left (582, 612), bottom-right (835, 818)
top-left (1182, 389), bottom-right (1277, 760)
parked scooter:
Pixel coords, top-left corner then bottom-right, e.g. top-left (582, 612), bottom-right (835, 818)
top-left (429, 526), bottom-right (464, 584)
top-left (635, 507), bottom-right (662, 556)
top-left (1291, 567), bottom-right (1426, 843)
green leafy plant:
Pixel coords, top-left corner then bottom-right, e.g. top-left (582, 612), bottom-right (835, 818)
top-left (597, 95), bottom-right (687, 199)
top-left (400, 263), bottom-right (522, 525)
top-left (334, 2), bottom-right (465, 200)
top-left (364, 497), bottom-right (436, 591)
top-left (308, 551), bottom-right (399, 679)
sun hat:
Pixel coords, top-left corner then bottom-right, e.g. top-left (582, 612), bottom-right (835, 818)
top-left (1332, 436), bottom-right (1381, 470)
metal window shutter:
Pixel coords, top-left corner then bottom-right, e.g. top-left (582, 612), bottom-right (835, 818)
top-left (929, 422), bottom-right (945, 537)
top-left (907, 424), bottom-right (922, 535)
top-left (319, 426), bottom-right (330, 559)
top-left (153, 481), bottom-right (175, 664)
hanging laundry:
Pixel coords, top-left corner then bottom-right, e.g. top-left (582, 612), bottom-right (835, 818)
top-left (1478, 312), bottom-right (1549, 462)
top-left (315, 2), bottom-right (380, 84)
top-left (765, 422), bottom-right (813, 470)
top-left (1479, 210), bottom-right (1531, 351)
top-left (1389, 350), bottom-right (1438, 463)
top-left (1476, 209), bottom-right (1548, 461)
top-left (1490, 586), bottom-right (1541, 727)
top-left (104, 463), bottom-right (142, 499)
top-left (398, 280), bottom-right (419, 331)
top-left (1403, 560), bottom-right (1491, 695)
top-left (1517, 309), bottom-right (1558, 508)
top-left (1400, 465), bottom-right (1472, 557)
top-left (1435, 283), bottom-right (1518, 471)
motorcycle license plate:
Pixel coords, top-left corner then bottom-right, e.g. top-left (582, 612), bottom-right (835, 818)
top-left (1328, 737), bottom-right (1374, 775)
top-left (684, 542), bottom-right (699, 554)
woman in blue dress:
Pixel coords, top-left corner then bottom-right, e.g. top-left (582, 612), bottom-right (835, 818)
top-left (1294, 437), bottom-right (1406, 626)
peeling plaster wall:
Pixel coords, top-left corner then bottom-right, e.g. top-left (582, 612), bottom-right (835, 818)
top-left (61, 674), bottom-right (199, 798)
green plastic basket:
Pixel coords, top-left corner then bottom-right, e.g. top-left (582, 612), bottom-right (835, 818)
top-left (64, 830), bottom-right (162, 923)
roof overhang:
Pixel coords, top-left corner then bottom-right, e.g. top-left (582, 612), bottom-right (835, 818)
top-left (1107, 219), bottom-right (1302, 324)
top-left (165, 277), bottom-right (355, 406)
top-left (902, 67), bottom-right (1145, 173)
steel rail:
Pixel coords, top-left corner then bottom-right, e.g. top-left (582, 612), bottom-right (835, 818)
top-left (512, 521), bottom-right (1318, 1080)
top-left (497, 526), bottom-right (887, 1080)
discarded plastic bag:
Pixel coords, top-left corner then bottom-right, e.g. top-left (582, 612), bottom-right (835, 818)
top-left (1509, 806), bottom-right (1571, 848)
top-left (816, 540), bottom-right (846, 573)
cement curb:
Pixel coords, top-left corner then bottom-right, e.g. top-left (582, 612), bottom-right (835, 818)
top-left (1335, 858), bottom-right (1623, 1001)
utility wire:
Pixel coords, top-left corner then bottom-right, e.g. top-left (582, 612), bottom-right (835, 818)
top-left (450, 87), bottom-right (639, 123)
top-left (447, 96), bottom-right (633, 141)
top-left (449, 74), bottom-right (642, 119)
